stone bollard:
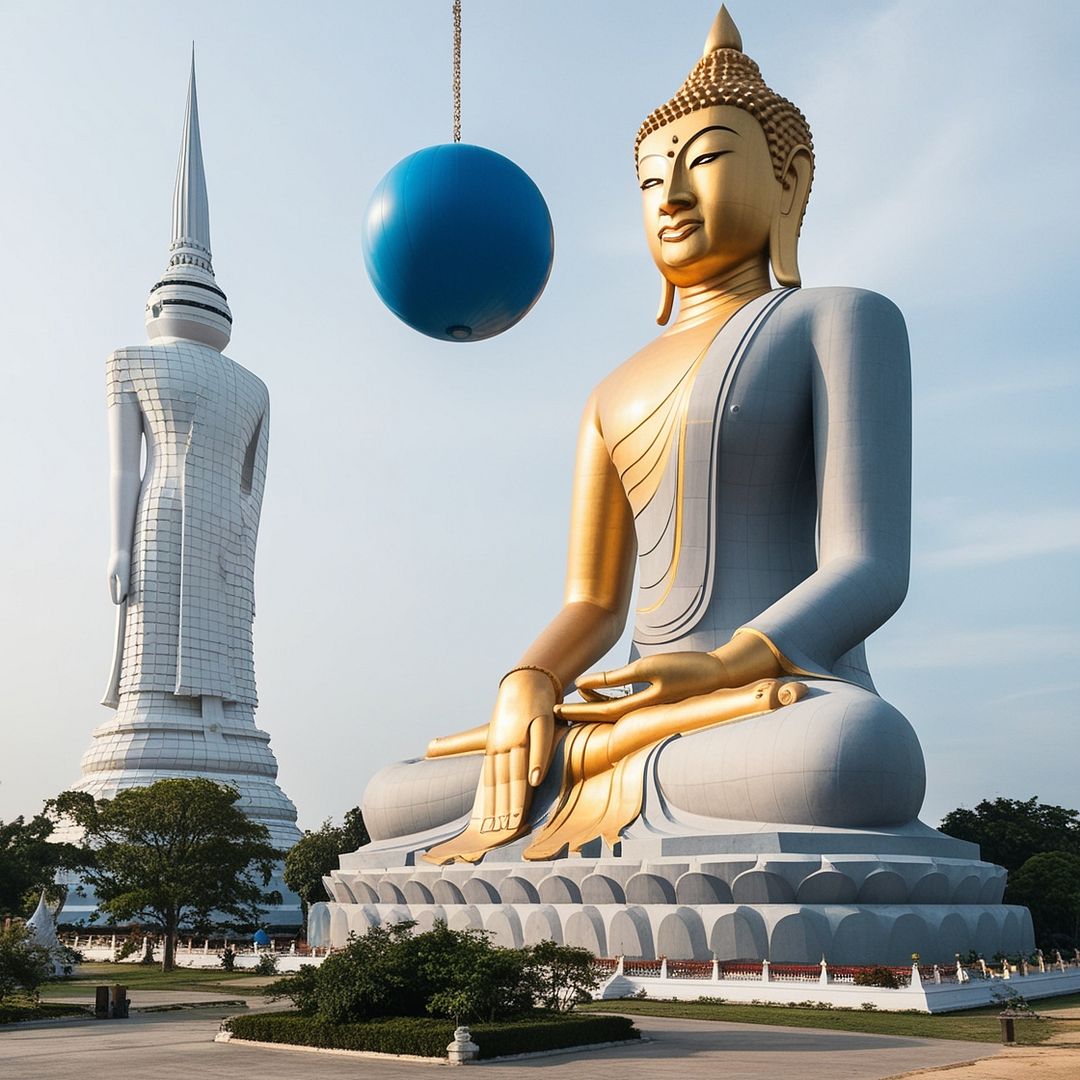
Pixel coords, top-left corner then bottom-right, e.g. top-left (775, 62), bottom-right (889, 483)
top-left (761, 960), bottom-right (770, 983)
top-left (819, 956), bottom-right (830, 986)
top-left (447, 1026), bottom-right (479, 1065)
top-left (1037, 950), bottom-right (1046, 973)
top-left (109, 985), bottom-right (129, 1019)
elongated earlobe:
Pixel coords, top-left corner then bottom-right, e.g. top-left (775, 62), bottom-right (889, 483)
top-left (656, 275), bottom-right (675, 325)
top-left (769, 146), bottom-right (813, 288)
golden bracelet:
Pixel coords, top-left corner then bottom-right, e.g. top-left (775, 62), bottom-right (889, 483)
top-left (500, 665), bottom-right (564, 704)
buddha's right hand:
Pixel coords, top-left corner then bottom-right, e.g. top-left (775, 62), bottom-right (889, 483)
top-left (480, 669), bottom-right (558, 835)
top-left (107, 550), bottom-right (130, 604)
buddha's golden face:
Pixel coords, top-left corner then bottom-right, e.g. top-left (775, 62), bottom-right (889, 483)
top-left (637, 105), bottom-right (780, 287)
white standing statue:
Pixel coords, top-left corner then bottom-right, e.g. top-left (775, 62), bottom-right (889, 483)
top-left (65, 59), bottom-right (300, 872)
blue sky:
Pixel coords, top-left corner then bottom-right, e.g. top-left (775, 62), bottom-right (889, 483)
top-left (0, 0), bottom-right (1077, 832)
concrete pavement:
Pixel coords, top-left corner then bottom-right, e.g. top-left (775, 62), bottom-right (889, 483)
top-left (0, 1006), bottom-right (1001, 1080)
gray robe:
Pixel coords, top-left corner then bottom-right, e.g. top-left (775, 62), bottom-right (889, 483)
top-left (633, 286), bottom-right (911, 689)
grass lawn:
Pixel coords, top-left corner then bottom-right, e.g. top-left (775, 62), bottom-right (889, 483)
top-left (587, 993), bottom-right (1080, 1046)
top-left (38, 961), bottom-right (271, 998)
top-left (0, 998), bottom-right (92, 1024)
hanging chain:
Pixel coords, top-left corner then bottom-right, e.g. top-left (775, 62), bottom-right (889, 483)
top-left (452, 0), bottom-right (462, 142)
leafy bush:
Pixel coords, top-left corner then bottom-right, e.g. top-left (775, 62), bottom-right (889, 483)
top-left (0, 924), bottom-right (53, 1003)
top-left (306, 922), bottom-right (427, 1023)
top-left (252, 953), bottom-right (279, 976)
top-left (223, 1011), bottom-right (639, 1059)
top-left (421, 925), bottom-right (534, 1023)
top-left (853, 965), bottom-right (900, 989)
top-left (114, 936), bottom-right (140, 962)
top-left (273, 922), bottom-right (584, 1025)
top-left (528, 940), bottom-right (599, 1011)
top-left (219, 945), bottom-right (236, 972)
top-left (267, 963), bottom-right (319, 1013)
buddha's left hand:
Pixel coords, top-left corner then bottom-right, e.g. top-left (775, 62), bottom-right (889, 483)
top-left (556, 635), bottom-right (782, 722)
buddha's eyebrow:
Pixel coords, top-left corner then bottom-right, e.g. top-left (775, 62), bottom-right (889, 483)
top-left (685, 125), bottom-right (740, 151)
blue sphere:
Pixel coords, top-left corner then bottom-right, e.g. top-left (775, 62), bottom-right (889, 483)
top-left (363, 143), bottom-right (554, 342)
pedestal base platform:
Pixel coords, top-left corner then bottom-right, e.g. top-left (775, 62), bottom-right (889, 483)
top-left (309, 816), bottom-right (1033, 964)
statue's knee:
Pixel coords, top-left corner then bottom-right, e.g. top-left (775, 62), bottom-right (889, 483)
top-left (656, 684), bottom-right (925, 828)
top-left (363, 756), bottom-right (482, 842)
top-left (797, 688), bottom-right (926, 826)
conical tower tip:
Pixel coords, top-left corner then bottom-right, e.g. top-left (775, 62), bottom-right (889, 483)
top-left (703, 5), bottom-right (743, 56)
top-left (146, 53), bottom-right (232, 351)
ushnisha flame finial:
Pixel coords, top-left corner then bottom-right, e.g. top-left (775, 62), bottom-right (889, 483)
top-left (703, 5), bottom-right (743, 55)
top-left (145, 48), bottom-right (233, 352)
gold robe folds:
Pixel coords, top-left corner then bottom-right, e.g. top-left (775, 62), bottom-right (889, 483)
top-left (423, 678), bottom-right (806, 865)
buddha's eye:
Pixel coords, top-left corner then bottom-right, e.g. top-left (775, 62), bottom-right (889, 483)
top-left (639, 177), bottom-right (663, 191)
top-left (690, 151), bottom-right (729, 168)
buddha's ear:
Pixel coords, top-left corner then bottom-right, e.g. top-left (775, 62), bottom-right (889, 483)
top-left (770, 145), bottom-right (813, 287)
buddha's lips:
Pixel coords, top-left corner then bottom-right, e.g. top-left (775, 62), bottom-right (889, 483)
top-left (659, 220), bottom-right (703, 242)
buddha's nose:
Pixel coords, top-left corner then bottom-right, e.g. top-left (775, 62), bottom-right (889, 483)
top-left (660, 165), bottom-right (695, 216)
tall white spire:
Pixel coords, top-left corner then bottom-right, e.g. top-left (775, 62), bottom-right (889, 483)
top-left (146, 48), bottom-right (232, 351)
top-left (171, 49), bottom-right (212, 265)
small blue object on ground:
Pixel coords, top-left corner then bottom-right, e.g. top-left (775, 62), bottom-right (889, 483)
top-left (363, 143), bottom-right (554, 342)
top-left (252, 928), bottom-right (271, 947)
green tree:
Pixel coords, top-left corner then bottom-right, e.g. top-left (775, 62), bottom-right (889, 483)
top-left (49, 779), bottom-right (280, 971)
top-left (527, 940), bottom-right (600, 1011)
top-left (0, 923), bottom-right (53, 1003)
top-left (1007, 851), bottom-right (1080, 949)
top-left (0, 813), bottom-right (79, 918)
top-left (939, 797), bottom-right (1080, 874)
top-left (283, 807), bottom-right (369, 918)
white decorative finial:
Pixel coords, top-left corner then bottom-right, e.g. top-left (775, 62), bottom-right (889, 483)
top-left (171, 48), bottom-right (212, 262)
top-left (146, 49), bottom-right (232, 351)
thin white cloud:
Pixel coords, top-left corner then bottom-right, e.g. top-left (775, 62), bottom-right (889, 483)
top-left (921, 509), bottom-right (1080, 568)
top-left (882, 624), bottom-right (1080, 670)
top-left (919, 365), bottom-right (1080, 409)
top-left (796, 1), bottom-right (1080, 298)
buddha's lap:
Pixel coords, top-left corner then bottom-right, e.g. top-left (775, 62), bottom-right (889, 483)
top-left (362, 680), bottom-right (925, 842)
top-left (654, 679), bottom-right (925, 828)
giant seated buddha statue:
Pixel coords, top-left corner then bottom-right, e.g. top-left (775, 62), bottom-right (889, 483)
top-left (316, 7), bottom-right (1032, 965)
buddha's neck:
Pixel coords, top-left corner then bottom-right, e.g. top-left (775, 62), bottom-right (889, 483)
top-left (670, 256), bottom-right (773, 333)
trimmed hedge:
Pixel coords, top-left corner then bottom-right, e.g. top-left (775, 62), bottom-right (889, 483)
top-left (224, 1011), bottom-right (639, 1059)
top-left (0, 1001), bottom-right (92, 1025)
top-left (471, 1014), bottom-right (639, 1058)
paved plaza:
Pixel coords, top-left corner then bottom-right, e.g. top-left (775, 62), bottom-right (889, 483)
top-left (0, 999), bottom-right (1004, 1080)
